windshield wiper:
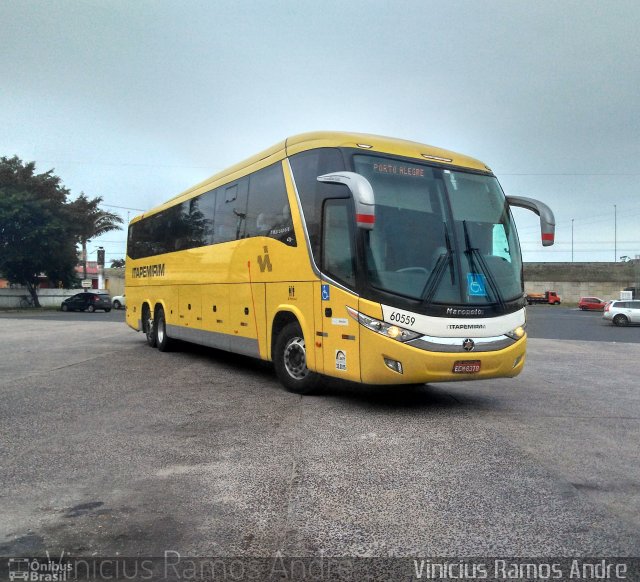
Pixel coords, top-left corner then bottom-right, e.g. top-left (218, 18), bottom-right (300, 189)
top-left (462, 220), bottom-right (506, 311)
top-left (444, 225), bottom-right (455, 285)
top-left (421, 223), bottom-right (455, 303)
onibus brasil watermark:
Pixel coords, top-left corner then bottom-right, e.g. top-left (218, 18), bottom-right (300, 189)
top-left (4, 552), bottom-right (636, 581)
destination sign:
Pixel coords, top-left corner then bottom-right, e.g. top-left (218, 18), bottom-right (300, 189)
top-left (372, 162), bottom-right (426, 178)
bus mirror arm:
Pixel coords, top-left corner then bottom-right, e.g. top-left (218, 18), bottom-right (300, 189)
top-left (317, 172), bottom-right (376, 230)
top-left (507, 195), bottom-right (555, 247)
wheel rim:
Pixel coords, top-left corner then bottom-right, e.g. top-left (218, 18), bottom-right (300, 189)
top-left (157, 317), bottom-right (165, 343)
top-left (283, 336), bottom-right (309, 380)
top-left (143, 311), bottom-right (153, 339)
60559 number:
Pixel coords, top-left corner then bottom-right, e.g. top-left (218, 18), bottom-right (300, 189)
top-left (389, 312), bottom-right (416, 327)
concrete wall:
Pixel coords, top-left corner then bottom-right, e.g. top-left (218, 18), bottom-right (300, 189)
top-left (105, 268), bottom-right (125, 296)
top-left (0, 288), bottom-right (105, 309)
top-left (524, 261), bottom-right (640, 302)
top-left (523, 281), bottom-right (626, 302)
top-left (0, 269), bottom-right (124, 308)
top-left (0, 268), bottom-right (124, 306)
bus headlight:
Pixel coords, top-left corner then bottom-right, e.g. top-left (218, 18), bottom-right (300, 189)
top-left (505, 324), bottom-right (526, 340)
top-left (346, 306), bottom-right (421, 342)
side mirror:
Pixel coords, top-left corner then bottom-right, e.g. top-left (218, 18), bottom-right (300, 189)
top-left (317, 171), bottom-right (375, 230)
top-left (507, 195), bottom-right (555, 247)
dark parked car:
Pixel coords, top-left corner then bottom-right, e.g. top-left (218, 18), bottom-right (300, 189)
top-left (61, 292), bottom-right (112, 313)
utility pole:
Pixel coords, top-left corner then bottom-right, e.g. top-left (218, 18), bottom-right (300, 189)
top-left (97, 247), bottom-right (105, 290)
top-left (614, 204), bottom-right (617, 263)
top-left (571, 218), bottom-right (574, 263)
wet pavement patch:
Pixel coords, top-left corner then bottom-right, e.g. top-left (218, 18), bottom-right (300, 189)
top-left (63, 501), bottom-right (105, 518)
top-left (0, 533), bottom-right (45, 554)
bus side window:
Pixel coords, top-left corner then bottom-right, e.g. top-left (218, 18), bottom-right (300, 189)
top-left (182, 197), bottom-right (209, 249)
top-left (198, 189), bottom-right (217, 245)
top-left (289, 148), bottom-right (346, 264)
top-left (322, 199), bottom-right (356, 288)
top-left (246, 163), bottom-right (295, 246)
top-left (214, 178), bottom-right (248, 243)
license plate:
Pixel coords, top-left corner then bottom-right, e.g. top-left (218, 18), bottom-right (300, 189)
top-left (452, 360), bottom-right (481, 374)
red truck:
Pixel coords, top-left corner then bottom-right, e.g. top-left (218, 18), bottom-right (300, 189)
top-left (526, 291), bottom-right (561, 305)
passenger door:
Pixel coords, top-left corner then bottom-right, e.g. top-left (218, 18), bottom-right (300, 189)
top-left (319, 199), bottom-right (361, 382)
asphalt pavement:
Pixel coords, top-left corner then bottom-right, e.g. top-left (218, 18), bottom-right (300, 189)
top-left (0, 306), bottom-right (639, 558)
top-left (526, 304), bottom-right (640, 343)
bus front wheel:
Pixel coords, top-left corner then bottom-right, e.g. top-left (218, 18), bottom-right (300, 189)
top-left (155, 306), bottom-right (173, 352)
top-left (274, 321), bottom-right (319, 394)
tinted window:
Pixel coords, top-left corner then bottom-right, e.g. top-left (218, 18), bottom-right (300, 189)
top-left (630, 301), bottom-right (640, 310)
top-left (322, 199), bottom-right (356, 288)
top-left (172, 200), bottom-right (207, 251)
top-left (194, 190), bottom-right (216, 246)
top-left (127, 166), bottom-right (290, 259)
top-left (246, 163), bottom-right (295, 246)
top-left (289, 148), bottom-right (346, 265)
top-left (214, 178), bottom-right (249, 243)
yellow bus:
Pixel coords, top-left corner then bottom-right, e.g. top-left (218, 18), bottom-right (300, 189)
top-left (125, 132), bottom-right (555, 393)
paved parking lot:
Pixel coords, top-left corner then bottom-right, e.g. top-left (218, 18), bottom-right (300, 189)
top-left (0, 307), bottom-right (639, 557)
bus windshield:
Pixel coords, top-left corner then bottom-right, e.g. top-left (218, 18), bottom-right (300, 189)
top-left (353, 155), bottom-right (523, 305)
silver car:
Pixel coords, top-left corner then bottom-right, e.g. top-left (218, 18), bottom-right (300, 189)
top-left (112, 294), bottom-right (126, 309)
top-left (603, 300), bottom-right (640, 326)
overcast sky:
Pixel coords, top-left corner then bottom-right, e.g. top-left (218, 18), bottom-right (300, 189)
top-left (2, 0), bottom-right (639, 264)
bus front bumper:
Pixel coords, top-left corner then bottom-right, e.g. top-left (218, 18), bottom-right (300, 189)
top-left (359, 331), bottom-right (527, 385)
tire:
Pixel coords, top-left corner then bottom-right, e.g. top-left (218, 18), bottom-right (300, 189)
top-left (113, 300), bottom-right (121, 310)
top-left (142, 305), bottom-right (156, 347)
top-left (613, 314), bottom-right (629, 327)
top-left (154, 306), bottom-right (173, 352)
top-left (273, 321), bottom-right (319, 394)
top-left (87, 305), bottom-right (95, 313)
top-left (61, 304), bottom-right (68, 312)
top-left (105, 308), bottom-right (111, 313)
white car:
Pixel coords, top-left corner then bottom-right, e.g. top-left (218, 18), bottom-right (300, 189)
top-left (603, 300), bottom-right (640, 326)
top-left (112, 294), bottom-right (126, 310)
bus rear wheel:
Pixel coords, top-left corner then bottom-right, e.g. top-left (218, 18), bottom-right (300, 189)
top-left (154, 306), bottom-right (173, 352)
top-left (142, 305), bottom-right (156, 347)
top-left (274, 321), bottom-right (319, 394)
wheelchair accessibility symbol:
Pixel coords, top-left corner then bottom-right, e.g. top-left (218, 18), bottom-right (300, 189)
top-left (321, 284), bottom-right (330, 301)
top-left (466, 273), bottom-right (487, 297)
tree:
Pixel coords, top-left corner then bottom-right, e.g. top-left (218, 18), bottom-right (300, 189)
top-left (68, 194), bottom-right (123, 280)
top-left (0, 156), bottom-right (78, 306)
top-left (110, 258), bottom-right (125, 268)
